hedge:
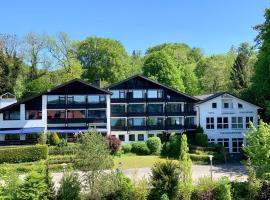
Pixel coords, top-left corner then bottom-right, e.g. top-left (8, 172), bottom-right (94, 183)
top-left (49, 144), bottom-right (79, 155)
top-left (146, 137), bottom-right (161, 154)
top-left (131, 142), bottom-right (150, 155)
top-left (0, 145), bottom-right (48, 163)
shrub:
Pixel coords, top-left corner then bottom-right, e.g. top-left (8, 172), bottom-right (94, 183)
top-left (107, 135), bottom-right (121, 154)
top-left (37, 133), bottom-right (47, 145)
top-left (214, 178), bottom-right (231, 200)
top-left (146, 137), bottom-right (161, 154)
top-left (131, 142), bottom-right (150, 155)
top-left (0, 145), bottom-right (48, 163)
top-left (150, 161), bottom-right (180, 200)
top-left (161, 133), bottom-right (181, 158)
top-left (57, 173), bottom-right (81, 200)
top-left (195, 133), bottom-right (208, 146)
top-left (257, 181), bottom-right (270, 200)
top-left (49, 144), bottom-right (79, 155)
top-left (58, 139), bottom-right (68, 147)
top-left (192, 176), bottom-right (216, 200)
top-left (50, 132), bottom-right (61, 145)
top-left (189, 154), bottom-right (209, 163)
top-left (231, 181), bottom-right (248, 200)
top-left (122, 144), bottom-right (132, 154)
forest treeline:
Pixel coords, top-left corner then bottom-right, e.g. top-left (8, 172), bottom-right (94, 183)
top-left (0, 8), bottom-right (270, 119)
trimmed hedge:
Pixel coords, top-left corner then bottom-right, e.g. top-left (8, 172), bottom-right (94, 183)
top-left (131, 142), bottom-right (150, 155)
top-left (146, 137), bottom-right (161, 154)
top-left (49, 144), bottom-right (79, 155)
top-left (0, 145), bottom-right (48, 163)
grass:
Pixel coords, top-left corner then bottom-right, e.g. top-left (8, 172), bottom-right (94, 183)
top-left (113, 154), bottom-right (177, 169)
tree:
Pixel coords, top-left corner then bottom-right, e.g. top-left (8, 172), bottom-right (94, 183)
top-left (76, 37), bottom-right (131, 86)
top-left (150, 161), bottom-right (180, 200)
top-left (75, 130), bottom-right (115, 199)
top-left (179, 134), bottom-right (193, 200)
top-left (230, 43), bottom-right (255, 95)
top-left (251, 8), bottom-right (270, 120)
top-left (143, 50), bottom-right (185, 91)
top-left (243, 121), bottom-right (270, 179)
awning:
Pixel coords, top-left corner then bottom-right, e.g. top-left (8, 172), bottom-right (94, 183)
top-left (0, 127), bottom-right (45, 134)
top-left (47, 128), bottom-right (107, 133)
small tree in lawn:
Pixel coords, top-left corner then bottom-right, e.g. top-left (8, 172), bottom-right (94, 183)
top-left (178, 133), bottom-right (193, 200)
top-left (107, 135), bottom-right (121, 155)
top-left (75, 129), bottom-right (115, 199)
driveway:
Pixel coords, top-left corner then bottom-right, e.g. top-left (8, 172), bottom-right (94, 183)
top-left (52, 164), bottom-right (247, 189)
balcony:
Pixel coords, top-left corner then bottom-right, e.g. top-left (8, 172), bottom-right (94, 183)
top-left (127, 111), bottom-right (146, 117)
top-left (66, 118), bottom-right (87, 123)
top-left (111, 126), bottom-right (127, 131)
top-left (47, 104), bottom-right (66, 109)
top-left (128, 125), bottom-right (147, 131)
top-left (184, 124), bottom-right (197, 130)
top-left (166, 124), bottom-right (184, 130)
top-left (47, 118), bottom-right (66, 124)
top-left (87, 118), bottom-right (107, 124)
top-left (87, 103), bottom-right (107, 108)
top-left (147, 125), bottom-right (165, 130)
top-left (166, 111), bottom-right (185, 116)
top-left (67, 103), bottom-right (86, 109)
top-left (111, 112), bottom-right (127, 117)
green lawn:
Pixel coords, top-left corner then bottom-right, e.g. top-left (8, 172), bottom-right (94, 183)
top-left (113, 154), bottom-right (177, 169)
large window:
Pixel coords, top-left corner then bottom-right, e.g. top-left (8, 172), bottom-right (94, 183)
top-left (185, 117), bottom-right (195, 125)
top-left (111, 104), bottom-right (125, 113)
top-left (166, 104), bottom-right (182, 112)
top-left (111, 118), bottom-right (126, 127)
top-left (217, 138), bottom-right (230, 152)
top-left (67, 110), bottom-right (86, 119)
top-left (132, 90), bottom-right (145, 98)
top-left (206, 117), bottom-right (214, 129)
top-left (232, 138), bottom-right (244, 153)
top-left (246, 116), bottom-right (254, 128)
top-left (128, 118), bottom-right (145, 126)
top-left (217, 117), bottom-right (229, 129)
top-left (26, 110), bottom-right (42, 120)
top-left (47, 95), bottom-right (65, 104)
top-left (111, 90), bottom-right (125, 99)
top-left (232, 117), bottom-right (243, 129)
top-left (88, 95), bottom-right (106, 103)
top-left (148, 117), bottom-right (164, 126)
top-left (167, 117), bottom-right (183, 126)
top-left (47, 110), bottom-right (65, 119)
top-left (148, 104), bottom-right (163, 113)
top-left (3, 110), bottom-right (20, 120)
top-left (5, 134), bottom-right (20, 141)
top-left (147, 90), bottom-right (163, 98)
top-left (128, 104), bottom-right (145, 113)
top-left (88, 110), bottom-right (106, 118)
top-left (67, 95), bottom-right (86, 104)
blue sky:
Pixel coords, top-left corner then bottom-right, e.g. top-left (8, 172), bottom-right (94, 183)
top-left (0, 0), bottom-right (269, 55)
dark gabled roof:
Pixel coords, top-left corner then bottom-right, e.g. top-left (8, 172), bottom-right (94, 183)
top-left (107, 74), bottom-right (200, 101)
top-left (0, 78), bottom-right (111, 113)
top-left (196, 91), bottom-right (262, 108)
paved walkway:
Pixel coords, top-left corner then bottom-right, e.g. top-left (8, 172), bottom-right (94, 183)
top-left (52, 164), bottom-right (247, 189)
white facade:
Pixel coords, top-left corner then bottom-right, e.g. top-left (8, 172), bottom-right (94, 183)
top-left (0, 93), bottom-right (17, 109)
top-left (196, 93), bottom-right (260, 153)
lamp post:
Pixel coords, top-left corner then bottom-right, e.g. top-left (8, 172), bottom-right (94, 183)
top-left (208, 155), bottom-right (214, 180)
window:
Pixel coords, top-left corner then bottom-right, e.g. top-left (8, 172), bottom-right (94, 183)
top-left (26, 134), bottom-right (38, 140)
top-left (148, 134), bottom-right (154, 138)
top-left (148, 104), bottom-right (163, 113)
top-left (111, 90), bottom-right (125, 99)
top-left (217, 138), bottom-right (230, 152)
top-left (138, 134), bottom-right (144, 141)
top-left (222, 99), bottom-right (233, 109)
top-left (5, 134), bottom-right (20, 141)
top-left (148, 117), bottom-right (163, 126)
top-left (132, 90), bottom-right (145, 98)
top-left (111, 118), bottom-right (126, 127)
top-left (111, 104), bottom-right (125, 113)
top-left (47, 95), bottom-right (65, 104)
top-left (47, 110), bottom-right (65, 119)
top-left (3, 110), bottom-right (20, 120)
top-left (88, 110), bottom-right (106, 118)
top-left (88, 95), bottom-right (106, 103)
top-left (67, 110), bottom-right (86, 119)
top-left (231, 117), bottom-right (243, 129)
top-left (232, 138), bottom-right (244, 153)
top-left (246, 117), bottom-right (254, 128)
top-left (166, 103), bottom-right (182, 112)
top-left (185, 117), bottom-right (195, 125)
top-left (128, 118), bottom-right (145, 126)
top-left (217, 117), bottom-right (229, 129)
top-left (128, 104), bottom-right (145, 113)
top-left (118, 135), bottom-right (125, 141)
top-left (147, 90), bottom-right (163, 98)
top-left (129, 134), bottom-right (135, 141)
top-left (238, 103), bottom-right (243, 109)
top-left (212, 103), bottom-right (217, 108)
top-left (26, 110), bottom-right (42, 120)
top-left (206, 117), bottom-right (214, 129)
top-left (208, 139), bottom-right (215, 144)
top-left (167, 117), bottom-right (183, 126)
top-left (67, 95), bottom-right (86, 104)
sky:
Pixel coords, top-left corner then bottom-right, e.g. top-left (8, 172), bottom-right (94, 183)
top-left (0, 0), bottom-right (269, 55)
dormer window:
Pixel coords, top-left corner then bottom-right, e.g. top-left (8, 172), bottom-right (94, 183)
top-left (212, 103), bottom-right (217, 108)
top-left (238, 103), bottom-right (243, 109)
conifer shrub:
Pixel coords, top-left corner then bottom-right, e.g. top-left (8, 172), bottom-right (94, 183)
top-left (49, 132), bottom-right (61, 145)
